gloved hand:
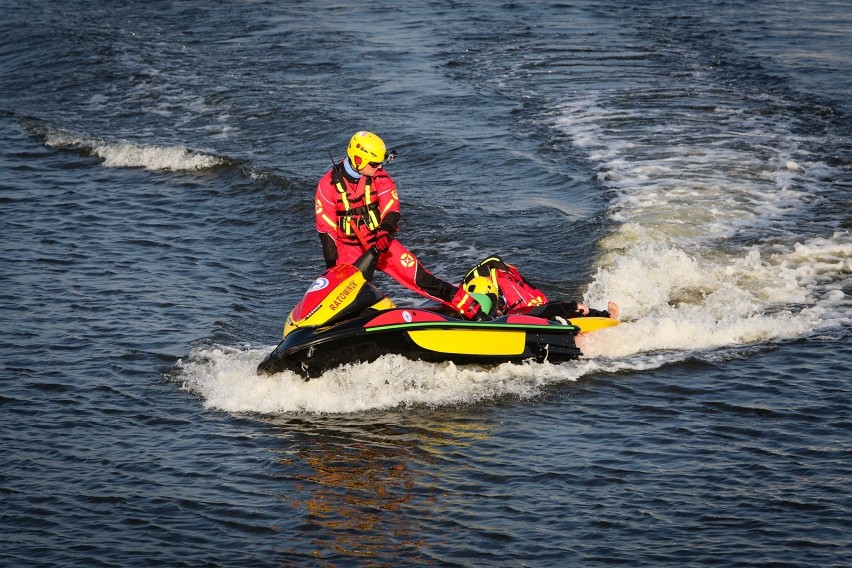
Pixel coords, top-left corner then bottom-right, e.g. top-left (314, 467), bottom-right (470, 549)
top-left (451, 287), bottom-right (491, 321)
top-left (373, 223), bottom-right (396, 253)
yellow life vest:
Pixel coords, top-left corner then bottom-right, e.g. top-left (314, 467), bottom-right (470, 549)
top-left (332, 169), bottom-right (381, 235)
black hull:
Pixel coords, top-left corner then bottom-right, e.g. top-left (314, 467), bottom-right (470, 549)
top-left (257, 313), bottom-right (581, 378)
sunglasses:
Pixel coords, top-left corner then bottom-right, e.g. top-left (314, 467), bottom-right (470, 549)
top-left (367, 149), bottom-right (398, 169)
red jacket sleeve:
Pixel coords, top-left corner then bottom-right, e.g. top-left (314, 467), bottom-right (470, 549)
top-left (315, 170), bottom-right (339, 237)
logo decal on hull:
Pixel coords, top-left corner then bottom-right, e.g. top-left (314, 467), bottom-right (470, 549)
top-left (309, 277), bottom-right (329, 292)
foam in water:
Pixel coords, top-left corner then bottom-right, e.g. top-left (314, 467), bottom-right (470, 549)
top-left (44, 129), bottom-right (224, 171)
top-left (174, 345), bottom-right (610, 414)
top-left (556, 94), bottom-right (851, 359)
top-left (556, 97), bottom-right (832, 244)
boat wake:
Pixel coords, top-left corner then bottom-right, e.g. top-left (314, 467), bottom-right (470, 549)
top-left (557, 91), bottom-right (851, 359)
top-left (579, 231), bottom-right (851, 359)
top-left (172, 343), bottom-right (676, 414)
top-left (28, 121), bottom-right (226, 171)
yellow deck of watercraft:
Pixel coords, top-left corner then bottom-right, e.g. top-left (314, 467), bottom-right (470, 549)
top-left (407, 328), bottom-right (527, 355)
top-left (567, 317), bottom-right (620, 333)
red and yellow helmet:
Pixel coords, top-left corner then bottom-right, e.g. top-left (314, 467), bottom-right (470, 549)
top-left (347, 131), bottom-right (386, 171)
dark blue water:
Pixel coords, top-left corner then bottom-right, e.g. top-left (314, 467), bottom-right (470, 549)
top-left (2, 1), bottom-right (850, 566)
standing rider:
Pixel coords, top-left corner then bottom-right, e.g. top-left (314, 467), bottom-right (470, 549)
top-left (314, 131), bottom-right (486, 320)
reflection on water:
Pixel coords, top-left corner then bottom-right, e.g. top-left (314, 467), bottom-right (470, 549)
top-left (266, 412), bottom-right (494, 562)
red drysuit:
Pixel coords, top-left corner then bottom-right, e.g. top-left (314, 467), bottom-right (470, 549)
top-left (314, 162), bottom-right (457, 306)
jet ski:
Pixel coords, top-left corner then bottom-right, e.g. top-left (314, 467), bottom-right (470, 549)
top-left (257, 247), bottom-right (611, 378)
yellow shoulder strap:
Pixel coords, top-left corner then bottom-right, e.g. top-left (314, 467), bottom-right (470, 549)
top-left (363, 177), bottom-right (380, 229)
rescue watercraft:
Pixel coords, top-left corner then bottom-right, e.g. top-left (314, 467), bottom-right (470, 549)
top-left (257, 248), bottom-right (616, 378)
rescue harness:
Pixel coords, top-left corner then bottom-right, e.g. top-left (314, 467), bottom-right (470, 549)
top-left (332, 166), bottom-right (381, 235)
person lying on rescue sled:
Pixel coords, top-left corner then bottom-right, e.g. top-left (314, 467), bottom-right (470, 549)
top-left (315, 131), bottom-right (487, 321)
top-left (461, 256), bottom-right (620, 321)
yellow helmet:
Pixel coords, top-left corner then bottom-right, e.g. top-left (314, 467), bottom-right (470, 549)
top-left (347, 131), bottom-right (386, 171)
top-left (466, 276), bottom-right (499, 318)
top-left (466, 276), bottom-right (497, 296)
